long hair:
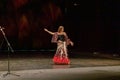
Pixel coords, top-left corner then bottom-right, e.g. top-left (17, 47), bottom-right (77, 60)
top-left (58, 26), bottom-right (64, 32)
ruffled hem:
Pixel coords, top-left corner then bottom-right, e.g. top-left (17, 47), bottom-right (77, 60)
top-left (53, 56), bottom-right (70, 65)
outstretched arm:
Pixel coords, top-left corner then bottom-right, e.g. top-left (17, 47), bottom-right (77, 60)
top-left (44, 28), bottom-right (55, 35)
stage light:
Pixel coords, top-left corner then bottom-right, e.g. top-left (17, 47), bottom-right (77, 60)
top-left (73, 3), bottom-right (80, 6)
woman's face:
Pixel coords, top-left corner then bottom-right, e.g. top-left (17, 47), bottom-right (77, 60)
top-left (58, 26), bottom-right (64, 32)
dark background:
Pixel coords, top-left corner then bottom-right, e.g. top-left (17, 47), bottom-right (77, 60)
top-left (0, 0), bottom-right (119, 53)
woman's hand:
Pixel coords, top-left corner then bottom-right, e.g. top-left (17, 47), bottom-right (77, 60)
top-left (44, 28), bottom-right (54, 35)
top-left (70, 41), bottom-right (74, 46)
top-left (44, 28), bottom-right (48, 32)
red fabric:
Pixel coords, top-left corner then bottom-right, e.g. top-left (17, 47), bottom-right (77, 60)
top-left (53, 56), bottom-right (70, 65)
top-left (13, 0), bottom-right (28, 9)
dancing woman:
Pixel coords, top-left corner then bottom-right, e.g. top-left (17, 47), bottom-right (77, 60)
top-left (44, 26), bottom-right (74, 64)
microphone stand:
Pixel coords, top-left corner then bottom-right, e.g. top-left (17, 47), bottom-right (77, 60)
top-left (0, 26), bottom-right (20, 77)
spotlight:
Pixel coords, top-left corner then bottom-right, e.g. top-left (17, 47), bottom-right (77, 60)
top-left (73, 3), bottom-right (80, 6)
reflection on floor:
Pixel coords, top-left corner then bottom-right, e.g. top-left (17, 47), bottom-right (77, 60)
top-left (0, 51), bottom-right (120, 80)
top-left (0, 53), bottom-right (120, 71)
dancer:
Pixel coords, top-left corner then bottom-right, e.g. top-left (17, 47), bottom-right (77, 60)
top-left (44, 26), bottom-right (74, 64)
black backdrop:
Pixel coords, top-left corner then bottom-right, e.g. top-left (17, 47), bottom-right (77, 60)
top-left (0, 0), bottom-right (119, 53)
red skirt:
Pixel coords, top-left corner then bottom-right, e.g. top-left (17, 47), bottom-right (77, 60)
top-left (53, 56), bottom-right (70, 65)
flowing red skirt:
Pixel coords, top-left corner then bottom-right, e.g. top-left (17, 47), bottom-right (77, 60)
top-left (53, 56), bottom-right (70, 65)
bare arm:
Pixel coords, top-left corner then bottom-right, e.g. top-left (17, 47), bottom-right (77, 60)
top-left (44, 28), bottom-right (55, 35)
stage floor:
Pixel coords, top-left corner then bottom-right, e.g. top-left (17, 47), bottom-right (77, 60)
top-left (0, 51), bottom-right (120, 70)
top-left (0, 51), bottom-right (120, 80)
top-left (0, 58), bottom-right (120, 71)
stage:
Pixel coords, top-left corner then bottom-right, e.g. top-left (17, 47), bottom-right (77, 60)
top-left (0, 66), bottom-right (120, 80)
top-left (0, 51), bottom-right (120, 80)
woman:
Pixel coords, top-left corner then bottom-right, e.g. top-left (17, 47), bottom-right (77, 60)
top-left (44, 26), bottom-right (74, 65)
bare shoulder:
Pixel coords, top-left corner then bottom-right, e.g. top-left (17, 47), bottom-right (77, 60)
top-left (63, 32), bottom-right (67, 35)
top-left (60, 32), bottom-right (66, 35)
